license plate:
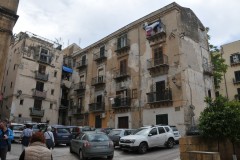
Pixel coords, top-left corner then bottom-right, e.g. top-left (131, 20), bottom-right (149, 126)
top-left (95, 146), bottom-right (105, 148)
top-left (62, 136), bottom-right (68, 138)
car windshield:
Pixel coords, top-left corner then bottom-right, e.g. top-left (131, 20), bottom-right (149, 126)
top-left (12, 125), bottom-right (24, 130)
top-left (109, 130), bottom-right (121, 136)
top-left (57, 128), bottom-right (70, 133)
top-left (133, 128), bottom-right (149, 136)
top-left (88, 134), bottom-right (109, 142)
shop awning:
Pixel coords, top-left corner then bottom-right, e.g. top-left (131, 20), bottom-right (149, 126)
top-left (62, 66), bottom-right (73, 73)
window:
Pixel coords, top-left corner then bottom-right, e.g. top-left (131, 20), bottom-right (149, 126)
top-left (149, 128), bottom-right (157, 136)
top-left (33, 99), bottom-right (42, 110)
top-left (158, 127), bottom-right (165, 134)
top-left (50, 103), bottom-right (53, 109)
top-left (164, 127), bottom-right (170, 132)
top-left (100, 46), bottom-right (105, 57)
top-left (3, 86), bottom-right (5, 93)
top-left (235, 71), bottom-right (240, 82)
top-left (117, 34), bottom-right (127, 49)
top-left (18, 114), bottom-right (22, 118)
top-left (54, 71), bottom-right (57, 77)
top-left (156, 114), bottom-right (168, 125)
top-left (36, 81), bottom-right (44, 91)
top-left (208, 90), bottom-right (212, 98)
top-left (20, 99), bottom-right (24, 105)
top-left (120, 59), bottom-right (127, 74)
top-left (38, 65), bottom-right (46, 74)
top-left (132, 89), bottom-right (137, 99)
top-left (7, 70), bottom-right (8, 75)
top-left (153, 47), bottom-right (163, 65)
top-left (73, 59), bottom-right (76, 67)
top-left (215, 91), bottom-right (220, 97)
top-left (10, 82), bottom-right (13, 88)
top-left (230, 53), bottom-right (240, 64)
top-left (51, 89), bottom-right (54, 95)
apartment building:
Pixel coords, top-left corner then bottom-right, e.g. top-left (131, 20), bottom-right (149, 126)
top-left (219, 40), bottom-right (240, 100)
top-left (67, 2), bottom-right (214, 135)
top-left (0, 32), bottom-right (63, 124)
top-left (59, 43), bottom-right (81, 125)
top-left (0, 0), bottom-right (19, 93)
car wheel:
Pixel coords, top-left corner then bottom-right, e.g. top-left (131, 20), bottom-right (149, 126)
top-left (138, 142), bottom-right (148, 154)
top-left (70, 146), bottom-right (73, 153)
top-left (79, 150), bottom-right (87, 160)
top-left (166, 138), bottom-right (174, 148)
top-left (107, 155), bottom-right (114, 160)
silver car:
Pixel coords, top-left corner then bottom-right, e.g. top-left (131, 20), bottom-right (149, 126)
top-left (70, 131), bottom-right (114, 160)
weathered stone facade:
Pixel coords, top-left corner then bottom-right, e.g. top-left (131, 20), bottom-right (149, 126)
top-left (0, 0), bottom-right (19, 94)
top-left (0, 32), bottom-right (63, 124)
top-left (66, 2), bottom-right (214, 135)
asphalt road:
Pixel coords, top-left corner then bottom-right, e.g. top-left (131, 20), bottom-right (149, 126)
top-left (7, 143), bottom-right (180, 160)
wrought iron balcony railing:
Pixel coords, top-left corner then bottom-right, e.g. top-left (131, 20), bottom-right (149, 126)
top-left (91, 76), bottom-right (106, 86)
top-left (32, 89), bottom-right (47, 99)
top-left (35, 72), bottom-right (48, 81)
top-left (93, 51), bottom-right (107, 61)
top-left (112, 97), bottom-right (131, 108)
top-left (233, 78), bottom-right (240, 85)
top-left (76, 59), bottom-right (88, 69)
top-left (89, 102), bottom-right (105, 112)
top-left (38, 53), bottom-right (51, 64)
top-left (147, 55), bottom-right (169, 69)
top-left (145, 23), bottom-right (166, 41)
top-left (146, 88), bottom-right (172, 103)
top-left (114, 70), bottom-right (130, 80)
top-left (115, 39), bottom-right (130, 53)
top-left (74, 82), bottom-right (86, 91)
top-left (29, 107), bottom-right (44, 117)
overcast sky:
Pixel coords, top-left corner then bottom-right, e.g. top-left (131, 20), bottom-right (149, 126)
top-left (13, 0), bottom-right (240, 49)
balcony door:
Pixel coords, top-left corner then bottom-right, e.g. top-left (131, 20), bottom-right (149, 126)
top-left (96, 95), bottom-right (102, 105)
top-left (120, 59), bottom-right (127, 75)
top-left (156, 81), bottom-right (165, 101)
top-left (100, 46), bottom-right (105, 57)
top-left (98, 68), bottom-right (104, 83)
top-left (34, 99), bottom-right (42, 110)
top-left (82, 55), bottom-right (86, 65)
top-left (95, 115), bottom-right (102, 128)
top-left (235, 71), bottom-right (240, 82)
top-left (118, 116), bottom-right (129, 128)
top-left (36, 81), bottom-right (44, 92)
top-left (38, 64), bottom-right (46, 74)
top-left (153, 47), bottom-right (163, 65)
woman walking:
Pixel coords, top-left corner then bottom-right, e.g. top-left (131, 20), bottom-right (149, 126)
top-left (44, 126), bottom-right (54, 150)
top-left (21, 124), bottom-right (33, 151)
top-left (19, 132), bottom-right (52, 160)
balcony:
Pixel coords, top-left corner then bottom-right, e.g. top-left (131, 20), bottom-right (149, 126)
top-left (38, 53), bottom-right (51, 64)
top-left (89, 102), bottom-right (105, 112)
top-left (203, 64), bottom-right (213, 76)
top-left (35, 72), bottom-right (48, 81)
top-left (32, 89), bottom-right (47, 99)
top-left (146, 88), bottom-right (172, 107)
top-left (29, 107), bottom-right (44, 117)
top-left (91, 76), bottom-right (106, 86)
top-left (112, 97), bottom-right (131, 109)
top-left (114, 70), bottom-right (130, 81)
top-left (72, 108), bottom-right (82, 115)
top-left (145, 23), bottom-right (166, 42)
top-left (93, 51), bottom-right (107, 62)
top-left (147, 56), bottom-right (169, 75)
top-left (233, 78), bottom-right (240, 85)
top-left (76, 59), bottom-right (87, 70)
top-left (74, 82), bottom-right (86, 92)
top-left (115, 39), bottom-right (130, 54)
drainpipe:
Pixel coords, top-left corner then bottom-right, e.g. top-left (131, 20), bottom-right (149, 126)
top-left (138, 26), bottom-right (142, 127)
top-left (221, 48), bottom-right (229, 99)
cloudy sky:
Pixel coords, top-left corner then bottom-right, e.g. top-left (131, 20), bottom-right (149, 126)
top-left (13, 0), bottom-right (240, 49)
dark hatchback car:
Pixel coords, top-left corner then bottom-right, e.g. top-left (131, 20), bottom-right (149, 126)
top-left (67, 126), bottom-right (91, 138)
top-left (70, 131), bottom-right (114, 160)
top-left (51, 125), bottom-right (72, 145)
top-left (108, 129), bottom-right (135, 147)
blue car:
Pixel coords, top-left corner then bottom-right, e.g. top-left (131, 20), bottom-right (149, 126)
top-left (51, 125), bottom-right (72, 146)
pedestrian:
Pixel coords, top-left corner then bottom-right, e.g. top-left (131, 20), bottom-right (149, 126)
top-left (0, 119), bottom-right (14, 160)
top-left (21, 124), bottom-right (33, 151)
top-left (44, 126), bottom-right (54, 150)
top-left (19, 132), bottom-right (52, 160)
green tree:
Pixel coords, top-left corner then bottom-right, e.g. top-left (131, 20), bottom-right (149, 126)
top-left (199, 96), bottom-right (240, 152)
top-left (206, 27), bottom-right (228, 89)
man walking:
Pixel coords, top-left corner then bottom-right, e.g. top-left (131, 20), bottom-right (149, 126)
top-left (0, 119), bottom-right (14, 160)
top-left (21, 124), bottom-right (33, 151)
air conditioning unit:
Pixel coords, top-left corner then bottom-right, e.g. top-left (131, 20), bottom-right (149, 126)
top-left (100, 113), bottom-right (106, 118)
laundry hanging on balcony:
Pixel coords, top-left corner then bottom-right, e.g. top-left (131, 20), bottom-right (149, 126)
top-left (144, 21), bottom-right (162, 37)
top-left (62, 66), bottom-right (73, 73)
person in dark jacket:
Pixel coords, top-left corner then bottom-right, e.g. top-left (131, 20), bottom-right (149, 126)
top-left (0, 119), bottom-right (14, 160)
top-left (19, 132), bottom-right (52, 160)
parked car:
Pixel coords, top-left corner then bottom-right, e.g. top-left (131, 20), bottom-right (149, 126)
top-left (67, 126), bottom-right (91, 138)
top-left (119, 125), bottom-right (175, 154)
top-left (93, 128), bottom-right (114, 134)
top-left (70, 131), bottom-right (114, 160)
top-left (10, 123), bottom-right (25, 143)
top-left (169, 125), bottom-right (181, 143)
top-left (51, 125), bottom-right (72, 146)
top-left (108, 129), bottom-right (135, 147)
